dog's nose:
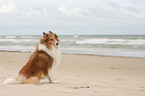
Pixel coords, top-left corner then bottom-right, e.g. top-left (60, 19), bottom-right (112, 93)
top-left (56, 42), bottom-right (59, 45)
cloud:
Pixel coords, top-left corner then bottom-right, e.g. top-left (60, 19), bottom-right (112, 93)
top-left (0, 1), bottom-right (17, 13)
top-left (0, 0), bottom-right (145, 35)
top-left (58, 4), bottom-right (67, 14)
top-left (58, 4), bottom-right (82, 18)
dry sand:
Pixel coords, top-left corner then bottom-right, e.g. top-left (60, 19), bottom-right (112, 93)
top-left (0, 52), bottom-right (145, 96)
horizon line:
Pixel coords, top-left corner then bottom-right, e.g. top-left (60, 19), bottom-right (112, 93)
top-left (1, 34), bottom-right (145, 36)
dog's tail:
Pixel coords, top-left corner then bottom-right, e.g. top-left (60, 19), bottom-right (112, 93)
top-left (3, 78), bottom-right (20, 85)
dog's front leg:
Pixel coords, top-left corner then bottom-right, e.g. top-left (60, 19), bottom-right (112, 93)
top-left (48, 69), bottom-right (54, 83)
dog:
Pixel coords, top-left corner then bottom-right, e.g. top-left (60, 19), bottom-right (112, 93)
top-left (4, 31), bottom-right (61, 84)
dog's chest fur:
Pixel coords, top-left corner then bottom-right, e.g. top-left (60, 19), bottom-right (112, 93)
top-left (38, 44), bottom-right (61, 68)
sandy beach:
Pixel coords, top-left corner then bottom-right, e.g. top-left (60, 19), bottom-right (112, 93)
top-left (0, 52), bottom-right (145, 96)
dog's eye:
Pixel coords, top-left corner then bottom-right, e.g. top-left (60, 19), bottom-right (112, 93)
top-left (51, 39), bottom-right (53, 41)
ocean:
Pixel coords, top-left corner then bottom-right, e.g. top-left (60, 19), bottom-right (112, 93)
top-left (0, 35), bottom-right (145, 58)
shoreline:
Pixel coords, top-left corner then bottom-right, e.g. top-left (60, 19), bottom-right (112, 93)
top-left (0, 50), bottom-right (145, 59)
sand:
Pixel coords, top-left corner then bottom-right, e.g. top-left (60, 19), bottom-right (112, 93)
top-left (0, 52), bottom-right (145, 96)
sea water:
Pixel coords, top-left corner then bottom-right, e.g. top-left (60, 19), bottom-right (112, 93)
top-left (0, 35), bottom-right (145, 57)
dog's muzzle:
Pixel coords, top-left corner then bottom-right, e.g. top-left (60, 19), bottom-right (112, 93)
top-left (56, 42), bottom-right (59, 45)
top-left (56, 41), bottom-right (59, 46)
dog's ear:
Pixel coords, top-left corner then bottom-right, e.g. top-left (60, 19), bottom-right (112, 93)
top-left (54, 33), bottom-right (58, 38)
top-left (49, 31), bottom-right (53, 34)
top-left (54, 33), bottom-right (59, 42)
top-left (43, 32), bottom-right (48, 38)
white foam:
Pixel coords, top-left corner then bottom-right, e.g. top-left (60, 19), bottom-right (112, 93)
top-left (0, 39), bottom-right (38, 43)
top-left (76, 39), bottom-right (145, 45)
top-left (5, 36), bottom-right (16, 39)
top-left (0, 45), bottom-right (36, 52)
top-left (73, 35), bottom-right (79, 38)
top-left (19, 36), bottom-right (33, 38)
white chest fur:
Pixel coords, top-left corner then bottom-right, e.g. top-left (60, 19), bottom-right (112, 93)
top-left (38, 44), bottom-right (61, 68)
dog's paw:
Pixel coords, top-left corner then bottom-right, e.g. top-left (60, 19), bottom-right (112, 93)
top-left (50, 80), bottom-right (58, 84)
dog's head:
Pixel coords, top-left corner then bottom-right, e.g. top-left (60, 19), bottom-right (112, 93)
top-left (40, 31), bottom-right (60, 49)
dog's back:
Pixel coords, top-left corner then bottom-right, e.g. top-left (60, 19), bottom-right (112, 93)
top-left (18, 50), bottom-right (54, 84)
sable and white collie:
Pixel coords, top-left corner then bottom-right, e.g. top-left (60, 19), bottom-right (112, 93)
top-left (4, 31), bottom-right (61, 84)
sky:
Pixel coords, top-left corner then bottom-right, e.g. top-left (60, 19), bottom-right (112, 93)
top-left (0, 0), bottom-right (145, 35)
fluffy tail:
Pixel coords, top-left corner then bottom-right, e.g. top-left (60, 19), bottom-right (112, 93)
top-left (3, 78), bottom-right (20, 85)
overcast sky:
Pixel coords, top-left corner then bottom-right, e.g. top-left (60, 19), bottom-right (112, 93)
top-left (0, 0), bottom-right (145, 35)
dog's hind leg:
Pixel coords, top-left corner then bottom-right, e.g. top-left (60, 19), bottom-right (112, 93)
top-left (18, 75), bottom-right (40, 84)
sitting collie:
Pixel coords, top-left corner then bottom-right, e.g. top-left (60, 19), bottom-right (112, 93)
top-left (4, 31), bottom-right (61, 84)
